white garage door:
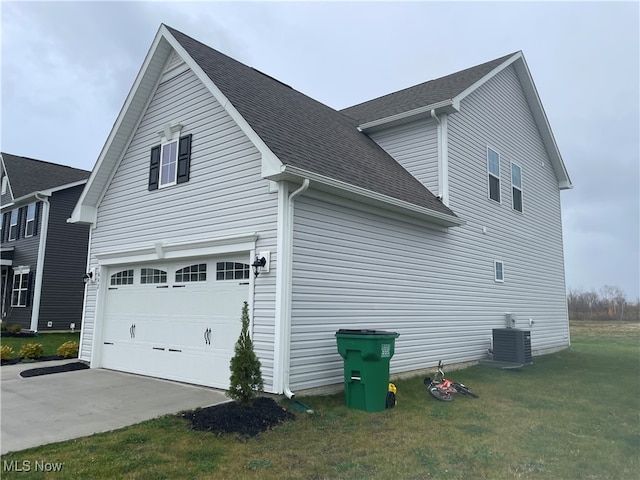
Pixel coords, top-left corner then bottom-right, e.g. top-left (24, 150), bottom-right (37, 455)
top-left (100, 256), bottom-right (250, 388)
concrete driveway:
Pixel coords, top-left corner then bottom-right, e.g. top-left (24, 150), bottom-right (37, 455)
top-left (1, 360), bottom-right (228, 454)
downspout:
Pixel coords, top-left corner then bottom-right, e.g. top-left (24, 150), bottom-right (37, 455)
top-left (430, 109), bottom-right (449, 206)
top-left (282, 178), bottom-right (310, 399)
top-left (30, 193), bottom-right (50, 332)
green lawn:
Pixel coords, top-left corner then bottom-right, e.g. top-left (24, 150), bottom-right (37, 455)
top-left (1, 322), bottom-right (638, 479)
top-left (1, 332), bottom-right (80, 359)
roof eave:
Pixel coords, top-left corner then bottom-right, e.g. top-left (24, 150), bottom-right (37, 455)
top-left (1, 180), bottom-right (87, 211)
top-left (267, 165), bottom-right (465, 228)
top-left (358, 99), bottom-right (458, 133)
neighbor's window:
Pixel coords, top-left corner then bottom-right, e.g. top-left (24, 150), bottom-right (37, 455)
top-left (140, 268), bottom-right (167, 284)
top-left (159, 140), bottom-right (178, 188)
top-left (511, 163), bottom-right (523, 212)
top-left (110, 269), bottom-right (134, 286)
top-left (216, 262), bottom-right (250, 280)
top-left (494, 261), bottom-right (504, 283)
top-left (24, 203), bottom-right (37, 237)
top-left (1, 176), bottom-right (8, 195)
top-left (175, 264), bottom-right (207, 283)
top-left (11, 270), bottom-right (30, 307)
top-left (8, 210), bottom-right (18, 241)
top-left (487, 147), bottom-right (501, 203)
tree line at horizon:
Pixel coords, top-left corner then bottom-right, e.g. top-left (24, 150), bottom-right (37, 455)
top-left (567, 284), bottom-right (639, 321)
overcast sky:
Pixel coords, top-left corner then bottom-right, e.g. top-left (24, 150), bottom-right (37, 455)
top-left (1, 1), bottom-right (638, 299)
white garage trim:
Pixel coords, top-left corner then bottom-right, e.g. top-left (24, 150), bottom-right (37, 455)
top-left (95, 232), bottom-right (259, 266)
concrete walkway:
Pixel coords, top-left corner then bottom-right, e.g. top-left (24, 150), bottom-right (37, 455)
top-left (1, 360), bottom-right (228, 454)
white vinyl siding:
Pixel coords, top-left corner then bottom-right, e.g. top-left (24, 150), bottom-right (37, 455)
top-left (369, 118), bottom-right (439, 193)
top-left (81, 60), bottom-right (279, 389)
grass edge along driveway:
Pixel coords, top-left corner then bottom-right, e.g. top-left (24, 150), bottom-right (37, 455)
top-left (1, 321), bottom-right (638, 479)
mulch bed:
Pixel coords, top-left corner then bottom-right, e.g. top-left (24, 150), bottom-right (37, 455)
top-left (182, 397), bottom-right (296, 437)
top-left (19, 362), bottom-right (89, 378)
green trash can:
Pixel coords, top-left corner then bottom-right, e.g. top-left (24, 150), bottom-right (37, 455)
top-left (335, 329), bottom-right (400, 412)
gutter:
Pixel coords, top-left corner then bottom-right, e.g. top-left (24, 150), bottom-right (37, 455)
top-left (279, 178), bottom-right (310, 399)
top-left (29, 192), bottom-right (51, 332)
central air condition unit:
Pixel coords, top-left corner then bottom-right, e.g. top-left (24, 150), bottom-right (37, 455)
top-left (492, 328), bottom-right (532, 364)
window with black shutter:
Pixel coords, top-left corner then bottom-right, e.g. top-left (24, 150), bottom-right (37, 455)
top-left (148, 134), bottom-right (192, 190)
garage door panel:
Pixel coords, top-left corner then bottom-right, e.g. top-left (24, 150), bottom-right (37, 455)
top-left (100, 256), bottom-right (250, 389)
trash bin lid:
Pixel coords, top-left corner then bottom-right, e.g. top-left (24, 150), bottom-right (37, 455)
top-left (336, 329), bottom-right (398, 336)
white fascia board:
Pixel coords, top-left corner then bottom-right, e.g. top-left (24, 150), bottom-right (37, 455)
top-left (95, 232), bottom-right (259, 266)
top-left (271, 165), bottom-right (465, 227)
top-left (70, 27), bottom-right (173, 225)
top-left (5, 180), bottom-right (86, 211)
top-left (358, 99), bottom-right (458, 133)
top-left (161, 26), bottom-right (283, 180)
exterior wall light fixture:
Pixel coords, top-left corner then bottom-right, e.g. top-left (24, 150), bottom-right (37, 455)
top-left (252, 255), bottom-right (267, 277)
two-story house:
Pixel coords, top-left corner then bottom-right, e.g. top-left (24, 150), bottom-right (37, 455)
top-left (1, 153), bottom-right (90, 332)
top-left (70, 25), bottom-right (572, 396)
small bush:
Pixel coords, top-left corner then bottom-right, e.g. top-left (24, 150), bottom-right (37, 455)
top-left (7, 324), bottom-right (22, 334)
top-left (57, 341), bottom-right (79, 358)
top-left (1, 345), bottom-right (14, 360)
top-left (0, 322), bottom-right (6, 332)
top-left (20, 343), bottom-right (43, 360)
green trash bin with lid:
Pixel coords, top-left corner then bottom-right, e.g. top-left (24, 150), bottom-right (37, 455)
top-left (335, 329), bottom-right (400, 412)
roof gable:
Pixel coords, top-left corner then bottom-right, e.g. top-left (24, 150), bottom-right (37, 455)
top-left (341, 52), bottom-right (572, 190)
top-left (71, 25), bottom-right (461, 226)
top-left (1, 153), bottom-right (89, 202)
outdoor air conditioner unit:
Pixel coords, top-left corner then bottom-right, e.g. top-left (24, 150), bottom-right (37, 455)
top-left (492, 328), bottom-right (532, 364)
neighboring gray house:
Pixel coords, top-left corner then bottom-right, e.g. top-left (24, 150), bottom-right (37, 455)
top-left (70, 25), bottom-right (572, 395)
top-left (1, 153), bottom-right (90, 332)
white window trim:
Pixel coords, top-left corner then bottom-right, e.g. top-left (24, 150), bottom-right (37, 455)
top-left (494, 260), bottom-right (504, 283)
top-left (159, 139), bottom-right (178, 189)
top-left (11, 266), bottom-right (30, 307)
top-left (487, 146), bottom-right (501, 204)
top-left (8, 209), bottom-right (18, 241)
top-left (25, 203), bottom-right (36, 237)
top-left (511, 162), bottom-right (523, 213)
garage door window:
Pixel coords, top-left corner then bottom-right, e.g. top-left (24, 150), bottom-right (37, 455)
top-left (175, 264), bottom-right (207, 282)
top-left (216, 262), bottom-right (250, 280)
top-left (140, 268), bottom-right (167, 284)
top-left (110, 270), bottom-right (134, 286)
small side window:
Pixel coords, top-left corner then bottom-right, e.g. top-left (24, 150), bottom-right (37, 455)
top-left (110, 270), bottom-right (134, 286)
top-left (8, 210), bottom-right (18, 241)
top-left (11, 269), bottom-right (31, 307)
top-left (24, 204), bottom-right (37, 237)
top-left (494, 261), bottom-right (504, 283)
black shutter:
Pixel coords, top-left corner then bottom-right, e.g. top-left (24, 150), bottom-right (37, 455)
top-left (176, 134), bottom-right (192, 184)
top-left (1, 212), bottom-right (9, 242)
top-left (26, 271), bottom-right (34, 307)
top-left (33, 202), bottom-right (42, 236)
top-left (148, 145), bottom-right (161, 191)
top-left (16, 207), bottom-right (25, 240)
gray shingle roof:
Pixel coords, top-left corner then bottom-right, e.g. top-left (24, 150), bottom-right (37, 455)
top-left (1, 153), bottom-right (90, 200)
top-left (340, 53), bottom-right (517, 125)
top-left (166, 26), bottom-right (457, 218)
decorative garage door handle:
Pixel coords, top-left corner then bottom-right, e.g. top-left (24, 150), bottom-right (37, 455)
top-left (130, 324), bottom-right (136, 339)
top-left (204, 328), bottom-right (212, 345)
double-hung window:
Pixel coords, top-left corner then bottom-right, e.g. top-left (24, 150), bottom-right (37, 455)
top-left (25, 204), bottom-right (36, 237)
top-left (487, 147), bottom-right (501, 203)
top-left (511, 163), bottom-right (523, 212)
top-left (159, 140), bottom-right (178, 188)
top-left (11, 268), bottom-right (30, 307)
top-left (8, 210), bottom-right (18, 241)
